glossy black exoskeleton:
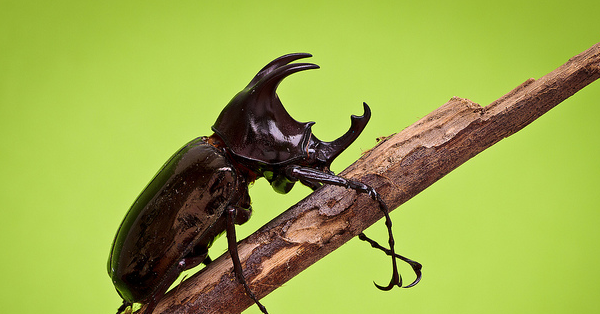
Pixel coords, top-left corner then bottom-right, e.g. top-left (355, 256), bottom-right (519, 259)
top-left (108, 53), bottom-right (422, 314)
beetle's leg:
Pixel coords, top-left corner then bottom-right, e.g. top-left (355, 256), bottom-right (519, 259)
top-left (285, 165), bottom-right (420, 289)
top-left (225, 206), bottom-right (269, 314)
top-left (358, 233), bottom-right (422, 287)
top-left (305, 177), bottom-right (423, 287)
top-left (290, 166), bottom-right (423, 287)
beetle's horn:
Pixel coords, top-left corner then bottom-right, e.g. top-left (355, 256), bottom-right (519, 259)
top-left (247, 53), bottom-right (314, 87)
top-left (253, 62), bottom-right (320, 102)
top-left (312, 102), bottom-right (371, 167)
top-left (212, 53), bottom-right (320, 165)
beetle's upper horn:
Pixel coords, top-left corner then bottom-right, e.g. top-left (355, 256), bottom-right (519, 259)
top-left (247, 53), bottom-right (316, 87)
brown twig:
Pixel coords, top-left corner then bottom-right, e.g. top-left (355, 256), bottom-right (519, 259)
top-left (141, 42), bottom-right (600, 314)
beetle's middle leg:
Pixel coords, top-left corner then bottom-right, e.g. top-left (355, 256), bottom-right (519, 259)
top-left (225, 206), bottom-right (269, 314)
top-left (180, 205), bottom-right (253, 271)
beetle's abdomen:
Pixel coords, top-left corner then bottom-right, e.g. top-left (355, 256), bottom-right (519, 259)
top-left (107, 138), bottom-right (242, 303)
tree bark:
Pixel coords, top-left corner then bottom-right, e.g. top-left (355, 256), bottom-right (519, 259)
top-left (140, 42), bottom-right (600, 314)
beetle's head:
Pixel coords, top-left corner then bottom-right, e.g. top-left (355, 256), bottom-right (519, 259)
top-left (211, 53), bottom-right (370, 192)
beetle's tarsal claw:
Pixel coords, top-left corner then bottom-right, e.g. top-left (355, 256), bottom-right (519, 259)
top-left (373, 275), bottom-right (399, 291)
top-left (358, 231), bottom-right (422, 289)
top-left (374, 251), bottom-right (402, 291)
top-left (402, 259), bottom-right (423, 288)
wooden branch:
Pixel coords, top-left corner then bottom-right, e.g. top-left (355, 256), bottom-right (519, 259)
top-left (142, 42), bottom-right (600, 314)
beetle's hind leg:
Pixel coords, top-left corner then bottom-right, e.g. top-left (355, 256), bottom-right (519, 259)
top-left (286, 165), bottom-right (421, 289)
top-left (225, 206), bottom-right (269, 314)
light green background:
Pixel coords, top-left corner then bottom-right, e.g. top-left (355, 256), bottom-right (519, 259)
top-left (1, 1), bottom-right (599, 313)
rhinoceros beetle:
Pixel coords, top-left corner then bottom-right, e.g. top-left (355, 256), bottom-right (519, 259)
top-left (108, 53), bottom-right (422, 314)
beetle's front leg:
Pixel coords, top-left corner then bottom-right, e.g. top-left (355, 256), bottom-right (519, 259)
top-left (285, 165), bottom-right (421, 289)
top-left (357, 233), bottom-right (422, 287)
top-left (225, 206), bottom-right (268, 314)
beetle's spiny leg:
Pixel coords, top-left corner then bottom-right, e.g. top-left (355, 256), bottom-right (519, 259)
top-left (225, 206), bottom-right (269, 314)
top-left (285, 165), bottom-right (415, 290)
top-left (358, 233), bottom-right (422, 288)
top-left (370, 192), bottom-right (402, 290)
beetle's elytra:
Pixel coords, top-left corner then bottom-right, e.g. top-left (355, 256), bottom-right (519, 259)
top-left (108, 53), bottom-right (422, 314)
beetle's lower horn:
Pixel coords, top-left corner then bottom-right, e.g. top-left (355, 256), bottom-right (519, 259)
top-left (318, 102), bottom-right (371, 165)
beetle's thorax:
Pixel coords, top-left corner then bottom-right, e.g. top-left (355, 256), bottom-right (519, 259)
top-left (211, 53), bottom-right (371, 173)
